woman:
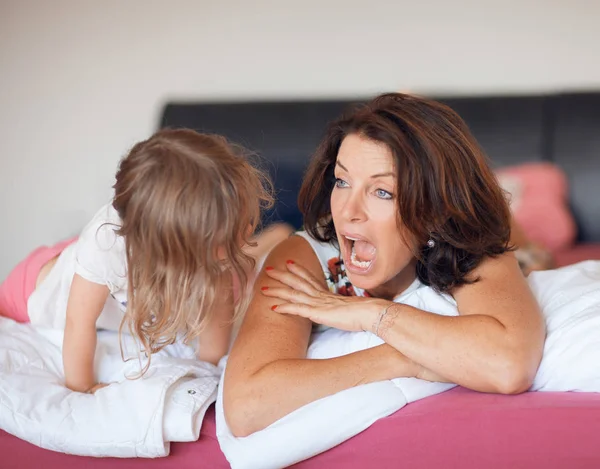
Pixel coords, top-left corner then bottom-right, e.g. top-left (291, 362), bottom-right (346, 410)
top-left (223, 93), bottom-right (545, 437)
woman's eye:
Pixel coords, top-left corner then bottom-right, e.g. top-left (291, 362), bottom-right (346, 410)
top-left (375, 189), bottom-right (393, 200)
top-left (334, 178), bottom-right (348, 188)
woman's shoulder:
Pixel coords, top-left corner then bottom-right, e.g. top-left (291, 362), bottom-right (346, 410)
top-left (294, 231), bottom-right (339, 260)
top-left (263, 232), bottom-right (336, 289)
top-left (293, 231), bottom-right (366, 298)
top-left (451, 250), bottom-right (533, 309)
top-left (267, 232), bottom-right (324, 266)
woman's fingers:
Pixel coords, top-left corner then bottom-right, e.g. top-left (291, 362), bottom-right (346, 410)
top-left (261, 286), bottom-right (320, 306)
top-left (285, 261), bottom-right (328, 292)
top-left (264, 265), bottom-right (323, 297)
top-left (271, 302), bottom-right (314, 319)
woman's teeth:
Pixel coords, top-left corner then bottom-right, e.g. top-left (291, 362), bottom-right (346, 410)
top-left (350, 243), bottom-right (373, 269)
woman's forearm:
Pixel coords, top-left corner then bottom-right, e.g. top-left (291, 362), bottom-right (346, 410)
top-left (378, 304), bottom-right (535, 393)
top-left (224, 344), bottom-right (416, 437)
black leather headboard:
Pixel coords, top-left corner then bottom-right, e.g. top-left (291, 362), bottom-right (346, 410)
top-left (437, 96), bottom-right (550, 166)
top-left (159, 93), bottom-right (600, 241)
top-left (549, 93), bottom-right (600, 242)
top-left (160, 100), bottom-right (357, 228)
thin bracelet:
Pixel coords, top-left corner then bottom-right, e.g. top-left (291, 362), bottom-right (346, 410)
top-left (374, 303), bottom-right (394, 337)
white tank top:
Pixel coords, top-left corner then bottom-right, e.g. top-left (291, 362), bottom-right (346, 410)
top-left (293, 231), bottom-right (424, 330)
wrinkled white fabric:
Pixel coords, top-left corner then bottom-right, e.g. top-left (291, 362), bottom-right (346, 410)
top-left (0, 320), bottom-right (220, 457)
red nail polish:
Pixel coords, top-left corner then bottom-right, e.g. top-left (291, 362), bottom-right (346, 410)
top-left (271, 305), bottom-right (278, 311)
top-left (265, 266), bottom-right (274, 271)
top-left (286, 260), bottom-right (295, 264)
top-left (261, 286), bottom-right (269, 291)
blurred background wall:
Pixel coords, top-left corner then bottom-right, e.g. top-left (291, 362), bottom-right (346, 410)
top-left (1, 0), bottom-right (599, 279)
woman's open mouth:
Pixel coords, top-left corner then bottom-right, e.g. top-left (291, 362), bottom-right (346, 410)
top-left (340, 232), bottom-right (377, 274)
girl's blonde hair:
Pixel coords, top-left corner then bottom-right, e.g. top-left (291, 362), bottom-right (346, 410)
top-left (112, 129), bottom-right (273, 367)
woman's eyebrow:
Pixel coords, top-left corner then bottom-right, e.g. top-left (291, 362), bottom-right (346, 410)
top-left (336, 161), bottom-right (394, 178)
top-left (335, 161), bottom-right (348, 172)
top-left (370, 172), bottom-right (395, 179)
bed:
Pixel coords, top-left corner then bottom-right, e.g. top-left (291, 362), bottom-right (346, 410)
top-left (3, 389), bottom-right (600, 468)
top-left (3, 93), bottom-right (600, 467)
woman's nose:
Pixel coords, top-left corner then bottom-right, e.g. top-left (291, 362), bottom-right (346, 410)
top-left (340, 192), bottom-right (366, 223)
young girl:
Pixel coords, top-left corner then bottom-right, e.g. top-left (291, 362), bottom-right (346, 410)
top-left (0, 129), bottom-right (290, 394)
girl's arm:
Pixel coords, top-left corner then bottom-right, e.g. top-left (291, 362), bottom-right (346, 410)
top-left (223, 236), bottom-right (418, 437)
top-left (63, 273), bottom-right (109, 393)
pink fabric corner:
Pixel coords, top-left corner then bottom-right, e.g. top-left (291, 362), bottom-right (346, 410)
top-left (497, 162), bottom-right (577, 253)
top-left (554, 244), bottom-right (600, 267)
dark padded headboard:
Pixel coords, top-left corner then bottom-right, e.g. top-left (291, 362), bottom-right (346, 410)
top-left (549, 93), bottom-right (600, 242)
top-left (437, 96), bottom-right (550, 165)
top-left (160, 100), bottom-right (358, 228)
top-left (159, 93), bottom-right (600, 242)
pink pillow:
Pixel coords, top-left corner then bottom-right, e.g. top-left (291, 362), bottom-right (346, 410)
top-left (496, 162), bottom-right (576, 252)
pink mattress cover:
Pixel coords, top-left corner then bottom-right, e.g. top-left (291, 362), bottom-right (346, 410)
top-left (3, 387), bottom-right (600, 469)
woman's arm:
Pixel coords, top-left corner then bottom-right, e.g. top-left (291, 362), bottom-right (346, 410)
top-left (242, 222), bottom-right (294, 262)
top-left (260, 250), bottom-right (543, 394)
top-left (376, 252), bottom-right (545, 394)
top-left (63, 274), bottom-right (109, 393)
top-left (223, 236), bottom-right (417, 437)
top-left (198, 223), bottom-right (294, 366)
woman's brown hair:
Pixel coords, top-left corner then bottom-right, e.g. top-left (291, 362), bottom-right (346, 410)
top-left (299, 93), bottom-right (512, 292)
top-left (112, 129), bottom-right (272, 368)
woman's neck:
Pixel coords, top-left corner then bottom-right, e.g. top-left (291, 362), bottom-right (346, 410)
top-left (366, 259), bottom-right (418, 301)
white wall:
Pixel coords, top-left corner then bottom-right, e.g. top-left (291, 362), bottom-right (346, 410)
top-left (1, 0), bottom-right (600, 279)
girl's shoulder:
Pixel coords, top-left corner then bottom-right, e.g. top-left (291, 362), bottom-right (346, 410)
top-left (73, 203), bottom-right (127, 288)
top-left (78, 203), bottom-right (122, 249)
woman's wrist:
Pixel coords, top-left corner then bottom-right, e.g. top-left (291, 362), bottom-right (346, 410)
top-left (365, 300), bottom-right (395, 336)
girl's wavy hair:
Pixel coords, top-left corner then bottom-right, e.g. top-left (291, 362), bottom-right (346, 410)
top-left (299, 93), bottom-right (512, 293)
top-left (112, 128), bottom-right (273, 371)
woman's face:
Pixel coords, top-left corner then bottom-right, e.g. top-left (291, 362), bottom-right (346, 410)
top-left (330, 134), bottom-right (417, 299)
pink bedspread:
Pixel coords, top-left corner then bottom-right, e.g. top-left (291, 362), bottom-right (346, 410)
top-left (3, 387), bottom-right (600, 469)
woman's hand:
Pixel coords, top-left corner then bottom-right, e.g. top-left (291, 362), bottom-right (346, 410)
top-left (261, 261), bottom-right (388, 333)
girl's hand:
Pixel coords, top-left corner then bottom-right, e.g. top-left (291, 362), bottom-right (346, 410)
top-left (261, 261), bottom-right (388, 333)
top-left (85, 382), bottom-right (110, 394)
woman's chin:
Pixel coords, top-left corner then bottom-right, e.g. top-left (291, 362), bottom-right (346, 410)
top-left (345, 262), bottom-right (381, 291)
